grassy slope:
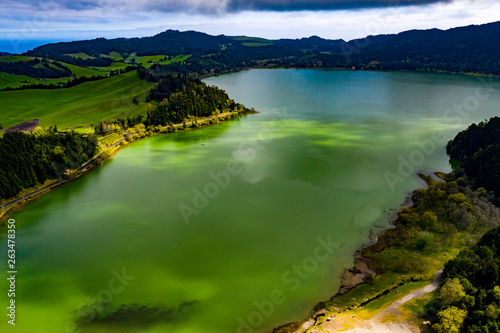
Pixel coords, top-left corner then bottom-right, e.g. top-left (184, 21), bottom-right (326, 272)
top-left (59, 62), bottom-right (106, 77)
top-left (0, 70), bottom-right (156, 129)
top-left (242, 42), bottom-right (273, 47)
top-left (123, 54), bottom-right (191, 67)
top-left (0, 55), bottom-right (33, 63)
top-left (0, 73), bottom-right (73, 90)
top-left (64, 52), bottom-right (95, 60)
top-left (158, 54), bottom-right (190, 64)
top-left (0, 73), bottom-right (40, 89)
top-left (0, 55), bottom-right (109, 89)
top-left (100, 52), bottom-right (123, 61)
top-left (93, 62), bottom-right (130, 71)
top-left (0, 54), bottom-right (107, 77)
top-left (232, 36), bottom-right (274, 43)
top-left (141, 55), bottom-right (166, 63)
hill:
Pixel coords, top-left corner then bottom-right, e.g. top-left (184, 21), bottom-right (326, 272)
top-left (351, 21), bottom-right (500, 74)
top-left (17, 21), bottom-right (500, 76)
top-left (27, 30), bottom-right (230, 58)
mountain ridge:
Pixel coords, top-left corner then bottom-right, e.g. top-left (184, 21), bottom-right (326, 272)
top-left (4, 20), bottom-right (497, 77)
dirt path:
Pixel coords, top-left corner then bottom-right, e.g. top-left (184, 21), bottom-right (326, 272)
top-left (309, 270), bottom-right (442, 333)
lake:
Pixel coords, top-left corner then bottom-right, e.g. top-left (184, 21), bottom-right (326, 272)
top-left (1, 69), bottom-right (500, 333)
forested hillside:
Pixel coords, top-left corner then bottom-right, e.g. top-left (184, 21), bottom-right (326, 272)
top-left (27, 30), bottom-right (229, 57)
top-left (426, 118), bottom-right (500, 332)
top-left (18, 21), bottom-right (500, 78)
top-left (0, 129), bottom-right (98, 199)
top-left (146, 76), bottom-right (237, 125)
top-left (447, 117), bottom-right (500, 198)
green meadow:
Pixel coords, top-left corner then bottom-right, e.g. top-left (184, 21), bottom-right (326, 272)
top-left (157, 54), bottom-right (191, 65)
top-left (92, 62), bottom-right (130, 71)
top-left (0, 72), bottom-right (42, 89)
top-left (0, 73), bottom-right (73, 90)
top-left (59, 62), bottom-right (107, 77)
top-left (0, 55), bottom-right (33, 63)
top-left (100, 51), bottom-right (124, 61)
top-left (0, 70), bottom-right (156, 129)
top-left (0, 55), bottom-right (113, 89)
top-left (64, 52), bottom-right (95, 59)
top-left (123, 53), bottom-right (191, 67)
top-left (232, 36), bottom-right (273, 43)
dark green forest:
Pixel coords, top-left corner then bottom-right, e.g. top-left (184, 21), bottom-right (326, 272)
top-left (432, 226), bottom-right (500, 333)
top-left (0, 129), bottom-right (98, 199)
top-left (27, 30), bottom-right (229, 58)
top-left (426, 118), bottom-right (500, 332)
top-left (447, 117), bottom-right (500, 199)
top-left (137, 68), bottom-right (241, 125)
top-left (146, 79), bottom-right (236, 125)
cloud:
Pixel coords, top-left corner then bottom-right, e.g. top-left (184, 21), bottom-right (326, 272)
top-left (225, 0), bottom-right (452, 12)
top-left (144, 0), bottom-right (231, 14)
top-left (9, 0), bottom-right (453, 15)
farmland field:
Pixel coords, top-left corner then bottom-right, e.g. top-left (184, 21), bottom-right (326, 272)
top-left (59, 62), bottom-right (107, 77)
top-left (0, 55), bottom-right (33, 62)
top-left (0, 70), bottom-right (156, 129)
top-left (64, 52), bottom-right (95, 59)
top-left (0, 73), bottom-right (73, 90)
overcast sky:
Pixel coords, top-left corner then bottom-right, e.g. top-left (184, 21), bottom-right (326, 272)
top-left (1, 0), bottom-right (499, 53)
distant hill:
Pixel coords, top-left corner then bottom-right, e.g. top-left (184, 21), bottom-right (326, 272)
top-left (27, 30), bottom-right (231, 57)
top-left (275, 35), bottom-right (346, 53)
top-left (9, 20), bottom-right (500, 78)
top-left (349, 21), bottom-right (500, 74)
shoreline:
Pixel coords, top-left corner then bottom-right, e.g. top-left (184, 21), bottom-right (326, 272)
top-left (0, 109), bottom-right (257, 222)
top-left (273, 172), bottom-right (449, 333)
top-left (201, 65), bottom-right (500, 81)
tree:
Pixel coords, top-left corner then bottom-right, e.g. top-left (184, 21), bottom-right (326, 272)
top-left (440, 278), bottom-right (466, 306)
top-left (433, 306), bottom-right (467, 333)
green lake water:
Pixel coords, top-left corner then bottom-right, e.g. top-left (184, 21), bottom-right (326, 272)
top-left (1, 69), bottom-right (500, 333)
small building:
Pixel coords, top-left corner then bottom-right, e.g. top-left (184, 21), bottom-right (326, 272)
top-left (4, 119), bottom-right (40, 133)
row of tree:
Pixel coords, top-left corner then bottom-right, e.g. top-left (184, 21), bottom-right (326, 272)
top-left (0, 129), bottom-right (98, 199)
top-left (30, 51), bottom-right (113, 68)
top-left (94, 115), bottom-right (144, 136)
top-left (0, 58), bottom-right (72, 78)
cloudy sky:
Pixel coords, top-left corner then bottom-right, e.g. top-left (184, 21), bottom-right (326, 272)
top-left (1, 0), bottom-right (499, 53)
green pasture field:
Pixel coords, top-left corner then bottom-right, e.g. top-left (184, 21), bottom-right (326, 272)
top-left (0, 70), bottom-right (156, 130)
top-left (64, 53), bottom-right (95, 60)
top-left (0, 73), bottom-right (73, 90)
